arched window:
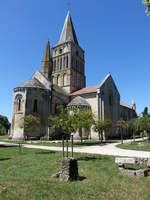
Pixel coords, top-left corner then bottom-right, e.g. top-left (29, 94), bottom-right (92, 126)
top-left (15, 94), bottom-right (23, 112)
top-left (18, 99), bottom-right (21, 111)
top-left (33, 99), bottom-right (38, 112)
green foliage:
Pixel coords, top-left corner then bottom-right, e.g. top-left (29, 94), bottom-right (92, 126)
top-left (0, 115), bottom-right (10, 134)
top-left (140, 115), bottom-right (150, 133)
top-left (49, 106), bottom-right (77, 136)
top-left (93, 119), bottom-right (113, 141)
top-left (49, 106), bottom-right (94, 138)
top-left (142, 107), bottom-right (149, 117)
top-left (21, 114), bottom-right (41, 137)
top-left (74, 108), bottom-right (94, 131)
top-left (0, 124), bottom-right (6, 134)
top-left (142, 0), bottom-right (150, 16)
top-left (94, 119), bottom-right (113, 133)
top-left (129, 118), bottom-right (141, 135)
top-left (118, 119), bottom-right (129, 129)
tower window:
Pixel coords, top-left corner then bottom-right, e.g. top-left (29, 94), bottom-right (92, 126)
top-left (109, 95), bottom-right (113, 106)
top-left (18, 99), bottom-right (21, 111)
top-left (66, 55), bottom-right (68, 68)
top-left (60, 58), bottom-right (62, 70)
top-left (59, 49), bottom-right (62, 54)
top-left (76, 51), bottom-right (79, 56)
top-left (33, 99), bottom-right (38, 112)
top-left (63, 56), bottom-right (66, 68)
top-left (54, 60), bottom-right (56, 71)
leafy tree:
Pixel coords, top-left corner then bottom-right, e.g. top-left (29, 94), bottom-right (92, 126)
top-left (118, 119), bottom-right (129, 144)
top-left (93, 119), bottom-right (113, 142)
top-left (21, 114), bottom-right (41, 139)
top-left (142, 107), bottom-right (149, 117)
top-left (140, 115), bottom-right (150, 145)
top-left (49, 106), bottom-right (78, 157)
top-left (49, 106), bottom-right (77, 137)
top-left (129, 118), bottom-right (141, 142)
top-left (74, 108), bottom-right (95, 143)
top-left (143, 0), bottom-right (150, 16)
top-left (0, 115), bottom-right (10, 134)
top-left (0, 124), bottom-right (6, 135)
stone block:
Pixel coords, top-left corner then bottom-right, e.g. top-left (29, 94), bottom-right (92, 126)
top-left (59, 157), bottom-right (78, 181)
top-left (115, 157), bottom-right (136, 165)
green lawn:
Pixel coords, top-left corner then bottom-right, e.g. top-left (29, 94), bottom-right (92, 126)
top-left (117, 140), bottom-right (150, 152)
top-left (0, 135), bottom-right (117, 147)
top-left (0, 147), bottom-right (150, 199)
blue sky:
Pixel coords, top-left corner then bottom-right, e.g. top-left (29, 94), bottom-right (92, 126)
top-left (0, 0), bottom-right (149, 121)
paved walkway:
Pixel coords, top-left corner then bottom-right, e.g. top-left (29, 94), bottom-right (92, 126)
top-left (0, 138), bottom-right (150, 158)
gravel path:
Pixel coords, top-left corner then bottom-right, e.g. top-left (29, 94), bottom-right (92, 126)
top-left (0, 138), bottom-right (149, 158)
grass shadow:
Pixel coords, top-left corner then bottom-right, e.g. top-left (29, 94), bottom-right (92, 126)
top-left (0, 144), bottom-right (18, 148)
top-left (35, 151), bottom-right (56, 154)
top-left (77, 156), bottom-right (103, 161)
top-left (74, 140), bottom-right (118, 147)
top-left (0, 158), bottom-right (11, 161)
top-left (77, 176), bottom-right (87, 181)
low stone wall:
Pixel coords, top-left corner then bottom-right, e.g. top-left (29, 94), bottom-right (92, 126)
top-left (115, 157), bottom-right (150, 177)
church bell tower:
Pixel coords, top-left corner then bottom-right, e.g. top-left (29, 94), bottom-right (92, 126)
top-left (51, 11), bottom-right (86, 94)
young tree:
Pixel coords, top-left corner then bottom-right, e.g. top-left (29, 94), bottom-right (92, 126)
top-left (142, 107), bottom-right (149, 117)
top-left (74, 108), bottom-right (94, 144)
top-left (140, 115), bottom-right (150, 145)
top-left (93, 119), bottom-right (113, 142)
top-left (49, 106), bottom-right (77, 157)
top-left (129, 118), bottom-right (141, 142)
top-left (0, 115), bottom-right (10, 134)
top-left (118, 119), bottom-right (129, 144)
top-left (0, 124), bottom-right (6, 135)
top-left (21, 114), bottom-right (41, 139)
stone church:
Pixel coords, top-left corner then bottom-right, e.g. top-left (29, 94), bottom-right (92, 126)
top-left (10, 11), bottom-right (137, 139)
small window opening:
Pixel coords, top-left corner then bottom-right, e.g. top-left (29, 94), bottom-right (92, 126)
top-left (18, 99), bottom-right (21, 111)
top-left (33, 99), bottom-right (38, 112)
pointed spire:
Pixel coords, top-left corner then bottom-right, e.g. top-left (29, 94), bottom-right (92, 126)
top-left (58, 11), bottom-right (79, 45)
top-left (42, 40), bottom-right (50, 63)
top-left (42, 40), bottom-right (52, 80)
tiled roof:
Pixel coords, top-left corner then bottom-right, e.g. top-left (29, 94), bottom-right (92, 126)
top-left (68, 96), bottom-right (91, 107)
top-left (120, 101), bottom-right (132, 109)
top-left (17, 78), bottom-right (46, 89)
top-left (70, 86), bottom-right (98, 96)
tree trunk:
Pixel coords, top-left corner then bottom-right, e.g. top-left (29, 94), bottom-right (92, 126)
top-left (62, 135), bottom-right (64, 158)
top-left (71, 135), bottom-right (73, 158)
top-left (146, 131), bottom-right (149, 146)
top-left (80, 128), bottom-right (83, 144)
top-left (133, 129), bottom-right (135, 142)
top-left (98, 131), bottom-right (101, 141)
top-left (121, 128), bottom-right (123, 144)
top-left (100, 131), bottom-right (103, 143)
top-left (66, 136), bottom-right (68, 157)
